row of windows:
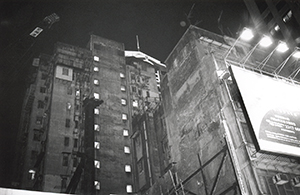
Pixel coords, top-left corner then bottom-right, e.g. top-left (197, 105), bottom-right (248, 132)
top-left (94, 108), bottom-right (128, 122)
top-left (121, 98), bottom-right (139, 108)
top-left (36, 117), bottom-right (71, 127)
top-left (93, 181), bottom-right (132, 193)
top-left (93, 140), bottom-right (130, 154)
top-left (94, 124), bottom-right (129, 137)
top-left (64, 137), bottom-right (78, 147)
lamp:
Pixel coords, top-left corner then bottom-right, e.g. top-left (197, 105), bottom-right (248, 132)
top-left (274, 47), bottom-right (300, 75)
top-left (257, 41), bottom-right (289, 70)
top-left (240, 35), bottom-right (273, 67)
top-left (224, 28), bottom-right (254, 61)
top-left (240, 28), bottom-right (254, 41)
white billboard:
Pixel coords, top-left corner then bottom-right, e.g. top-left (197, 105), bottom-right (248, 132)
top-left (230, 65), bottom-right (300, 157)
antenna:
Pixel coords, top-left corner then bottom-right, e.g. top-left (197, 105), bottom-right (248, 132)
top-left (136, 35), bottom-right (140, 51)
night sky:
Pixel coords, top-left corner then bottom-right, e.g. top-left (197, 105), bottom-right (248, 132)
top-left (0, 0), bottom-right (249, 187)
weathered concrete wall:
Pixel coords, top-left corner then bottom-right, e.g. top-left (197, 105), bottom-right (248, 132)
top-left (90, 36), bottom-right (133, 195)
top-left (156, 26), bottom-right (241, 195)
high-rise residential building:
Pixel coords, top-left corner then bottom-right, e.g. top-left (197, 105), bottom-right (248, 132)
top-left (243, 0), bottom-right (300, 47)
top-left (138, 26), bottom-right (300, 195)
top-left (12, 35), bottom-right (165, 195)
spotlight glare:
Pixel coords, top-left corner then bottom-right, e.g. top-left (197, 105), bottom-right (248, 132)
top-left (240, 28), bottom-right (254, 41)
top-left (276, 42), bottom-right (289, 53)
top-left (259, 36), bottom-right (272, 47)
top-left (292, 51), bottom-right (300, 58)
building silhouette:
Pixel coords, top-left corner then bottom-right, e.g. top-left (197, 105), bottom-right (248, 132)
top-left (12, 35), bottom-right (165, 194)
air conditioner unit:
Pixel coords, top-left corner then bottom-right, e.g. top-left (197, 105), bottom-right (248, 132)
top-left (291, 176), bottom-right (300, 187)
top-left (272, 173), bottom-right (289, 185)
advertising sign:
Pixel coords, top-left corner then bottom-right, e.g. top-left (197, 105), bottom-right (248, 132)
top-left (230, 65), bottom-right (300, 157)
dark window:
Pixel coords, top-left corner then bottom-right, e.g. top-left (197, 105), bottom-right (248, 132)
top-left (62, 67), bottom-right (69, 76)
top-left (75, 121), bottom-right (79, 128)
top-left (64, 137), bottom-right (69, 146)
top-left (94, 43), bottom-right (104, 51)
top-left (137, 159), bottom-right (144, 173)
top-left (131, 86), bottom-right (136, 93)
top-left (67, 87), bottom-right (72, 95)
top-left (138, 89), bottom-right (142, 96)
top-left (61, 177), bottom-right (67, 191)
top-left (74, 139), bottom-right (78, 148)
top-left (73, 158), bottom-right (78, 167)
top-left (37, 100), bottom-right (44, 109)
top-left (33, 129), bottom-right (43, 141)
top-left (65, 119), bottom-right (70, 128)
top-left (40, 87), bottom-right (46, 93)
top-left (146, 91), bottom-right (150, 97)
top-left (44, 96), bottom-right (49, 103)
top-left (131, 72), bottom-right (135, 83)
top-left (117, 49), bottom-right (124, 56)
top-left (41, 73), bottom-right (47, 80)
top-left (62, 154), bottom-right (69, 166)
top-left (31, 150), bottom-right (38, 160)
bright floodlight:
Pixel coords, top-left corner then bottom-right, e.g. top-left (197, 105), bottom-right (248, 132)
top-left (259, 36), bottom-right (272, 47)
top-left (292, 50), bottom-right (300, 58)
top-left (240, 28), bottom-right (254, 41)
top-left (276, 42), bottom-right (289, 53)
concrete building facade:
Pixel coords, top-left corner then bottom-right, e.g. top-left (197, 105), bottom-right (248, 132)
top-left (12, 35), bottom-right (165, 195)
top-left (139, 26), bottom-right (300, 195)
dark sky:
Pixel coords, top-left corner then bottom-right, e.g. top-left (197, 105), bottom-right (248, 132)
top-left (0, 0), bottom-right (249, 187)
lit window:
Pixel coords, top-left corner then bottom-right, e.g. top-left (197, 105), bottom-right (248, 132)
top-left (36, 116), bottom-right (43, 125)
top-left (94, 181), bottom-right (100, 190)
top-left (94, 108), bottom-right (99, 115)
top-left (125, 165), bottom-right (131, 172)
top-left (123, 129), bottom-right (129, 137)
top-left (76, 90), bottom-right (80, 97)
top-left (94, 160), bottom-right (100, 169)
top-left (124, 146), bottom-right (130, 154)
top-left (126, 185), bottom-right (132, 193)
top-left (283, 10), bottom-right (292, 22)
top-left (122, 114), bottom-right (128, 120)
top-left (62, 67), bottom-right (69, 76)
top-left (121, 86), bottom-right (126, 92)
top-left (94, 66), bottom-right (99, 72)
top-left (274, 25), bottom-right (280, 31)
top-left (28, 170), bottom-right (36, 180)
top-left (133, 100), bottom-right (138, 107)
top-left (94, 93), bottom-right (100, 99)
top-left (121, 98), bottom-right (127, 105)
top-left (120, 73), bottom-right (125, 78)
top-left (94, 56), bottom-right (99, 62)
top-left (94, 124), bottom-right (100, 131)
top-left (94, 141), bottom-right (100, 149)
top-left (67, 103), bottom-right (71, 110)
top-left (94, 79), bottom-right (99, 85)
